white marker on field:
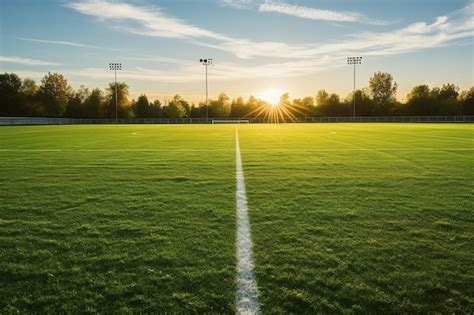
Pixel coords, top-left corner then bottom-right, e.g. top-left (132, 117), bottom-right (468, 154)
top-left (235, 127), bottom-right (261, 315)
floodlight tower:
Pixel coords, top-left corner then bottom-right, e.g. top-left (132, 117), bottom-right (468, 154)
top-left (109, 63), bottom-right (122, 122)
top-left (200, 58), bottom-right (213, 122)
top-left (347, 56), bottom-right (362, 117)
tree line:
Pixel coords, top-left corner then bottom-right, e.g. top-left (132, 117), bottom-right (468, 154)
top-left (0, 71), bottom-right (473, 118)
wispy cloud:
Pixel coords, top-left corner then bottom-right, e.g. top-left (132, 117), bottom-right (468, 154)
top-left (221, 0), bottom-right (392, 25)
top-left (258, 2), bottom-right (363, 23)
top-left (67, 0), bottom-right (473, 61)
top-left (19, 37), bottom-right (101, 49)
top-left (67, 1), bottom-right (228, 41)
top-left (0, 56), bottom-right (62, 66)
top-left (219, 0), bottom-right (256, 9)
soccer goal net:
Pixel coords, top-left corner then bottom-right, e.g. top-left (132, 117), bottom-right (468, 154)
top-left (212, 119), bottom-right (250, 124)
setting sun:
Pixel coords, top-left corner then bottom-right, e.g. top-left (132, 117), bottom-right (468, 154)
top-left (257, 88), bottom-right (284, 106)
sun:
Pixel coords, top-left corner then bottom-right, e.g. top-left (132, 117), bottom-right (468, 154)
top-left (257, 88), bottom-right (284, 106)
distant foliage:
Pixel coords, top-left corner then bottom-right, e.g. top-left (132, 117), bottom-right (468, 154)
top-left (369, 71), bottom-right (398, 115)
top-left (0, 73), bottom-right (22, 116)
top-left (0, 71), bottom-right (472, 118)
top-left (39, 72), bottom-right (72, 117)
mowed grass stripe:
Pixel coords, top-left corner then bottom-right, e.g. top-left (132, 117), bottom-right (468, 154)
top-left (238, 123), bottom-right (473, 314)
top-left (0, 125), bottom-right (237, 313)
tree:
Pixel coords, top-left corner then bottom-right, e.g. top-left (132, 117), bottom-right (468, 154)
top-left (189, 104), bottom-right (202, 118)
top-left (231, 97), bottom-right (246, 118)
top-left (0, 73), bottom-right (22, 116)
top-left (369, 71), bottom-right (398, 114)
top-left (327, 93), bottom-right (340, 106)
top-left (346, 89), bottom-right (376, 116)
top-left (105, 82), bottom-right (130, 118)
top-left (406, 85), bottom-right (433, 115)
top-left (437, 84), bottom-right (461, 115)
top-left (438, 84), bottom-right (459, 100)
top-left (314, 90), bottom-right (348, 116)
top-left (84, 88), bottom-right (103, 118)
top-left (20, 78), bottom-right (41, 116)
top-left (133, 94), bottom-right (151, 118)
top-left (163, 95), bottom-right (186, 118)
top-left (292, 96), bottom-right (315, 116)
top-left (38, 72), bottom-right (72, 117)
top-left (315, 90), bottom-right (330, 106)
top-left (209, 93), bottom-right (231, 118)
top-left (459, 87), bottom-right (474, 115)
top-left (149, 99), bottom-right (162, 117)
top-left (65, 86), bottom-right (90, 118)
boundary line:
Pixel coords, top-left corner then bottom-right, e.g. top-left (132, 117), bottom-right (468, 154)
top-left (235, 127), bottom-right (260, 314)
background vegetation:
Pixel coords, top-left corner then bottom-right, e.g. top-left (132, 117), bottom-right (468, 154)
top-left (1, 72), bottom-right (473, 118)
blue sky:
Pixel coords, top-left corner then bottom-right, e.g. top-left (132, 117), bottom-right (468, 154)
top-left (1, 0), bottom-right (473, 103)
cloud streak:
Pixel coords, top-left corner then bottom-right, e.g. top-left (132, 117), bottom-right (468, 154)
top-left (67, 1), bottom-right (227, 41)
top-left (67, 0), bottom-right (473, 61)
top-left (0, 56), bottom-right (62, 66)
top-left (19, 37), bottom-right (101, 49)
top-left (258, 2), bottom-right (362, 23)
top-left (222, 0), bottom-right (392, 25)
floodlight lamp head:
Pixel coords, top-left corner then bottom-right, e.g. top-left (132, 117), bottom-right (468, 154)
top-left (347, 56), bottom-right (363, 65)
top-left (109, 62), bottom-right (122, 70)
top-left (200, 58), bottom-right (213, 65)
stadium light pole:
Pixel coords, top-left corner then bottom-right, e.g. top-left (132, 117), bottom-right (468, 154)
top-left (200, 58), bottom-right (213, 122)
top-left (109, 63), bottom-right (122, 123)
top-left (347, 57), bottom-right (362, 117)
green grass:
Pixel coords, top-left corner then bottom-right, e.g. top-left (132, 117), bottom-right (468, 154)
top-left (0, 125), bottom-right (237, 313)
top-left (1, 123), bottom-right (473, 313)
top-left (238, 123), bottom-right (474, 314)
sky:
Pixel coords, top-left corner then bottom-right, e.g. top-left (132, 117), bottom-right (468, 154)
top-left (0, 0), bottom-right (473, 103)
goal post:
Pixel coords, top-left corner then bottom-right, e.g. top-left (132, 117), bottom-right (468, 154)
top-left (212, 119), bottom-right (250, 124)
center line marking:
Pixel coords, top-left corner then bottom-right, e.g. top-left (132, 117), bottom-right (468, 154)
top-left (235, 127), bottom-right (261, 315)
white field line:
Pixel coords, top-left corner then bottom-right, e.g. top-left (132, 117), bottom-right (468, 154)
top-left (0, 148), bottom-right (473, 153)
top-left (235, 128), bottom-right (261, 315)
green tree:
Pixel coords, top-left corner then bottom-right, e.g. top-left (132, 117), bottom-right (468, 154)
top-left (315, 89), bottom-right (330, 106)
top-left (459, 87), bottom-right (474, 115)
top-left (65, 86), bottom-right (90, 118)
top-left (209, 93), bottom-right (231, 118)
top-left (314, 91), bottom-right (349, 116)
top-left (84, 88), bottom-right (103, 118)
top-left (327, 93), bottom-right (340, 106)
top-left (437, 84), bottom-right (461, 115)
top-left (231, 97), bottom-right (246, 118)
top-left (0, 73), bottom-right (22, 116)
top-left (149, 99), bottom-right (162, 118)
top-left (369, 71), bottom-right (398, 114)
top-left (189, 104), bottom-right (202, 118)
top-left (163, 95), bottom-right (186, 118)
top-left (105, 82), bottom-right (130, 118)
top-left (438, 83), bottom-right (459, 100)
top-left (346, 89), bottom-right (376, 116)
top-left (406, 85), bottom-right (434, 115)
top-left (292, 96), bottom-right (315, 116)
top-left (20, 78), bottom-right (41, 116)
top-left (133, 94), bottom-right (151, 118)
top-left (39, 72), bottom-right (72, 117)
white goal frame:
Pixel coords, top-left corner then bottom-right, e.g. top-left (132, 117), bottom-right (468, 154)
top-left (212, 119), bottom-right (250, 124)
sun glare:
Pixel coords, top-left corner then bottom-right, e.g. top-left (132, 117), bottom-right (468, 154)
top-left (244, 88), bottom-right (299, 123)
top-left (258, 88), bottom-right (284, 106)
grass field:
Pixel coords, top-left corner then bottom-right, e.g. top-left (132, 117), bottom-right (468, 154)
top-left (1, 123), bottom-right (473, 313)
